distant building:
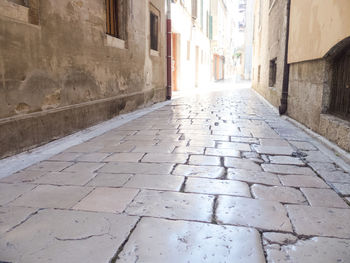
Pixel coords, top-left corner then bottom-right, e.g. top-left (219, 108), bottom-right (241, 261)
top-left (0, 0), bottom-right (166, 158)
top-left (243, 0), bottom-right (254, 80)
top-left (170, 0), bottom-right (211, 91)
top-left (252, 0), bottom-right (350, 151)
top-left (210, 0), bottom-right (235, 81)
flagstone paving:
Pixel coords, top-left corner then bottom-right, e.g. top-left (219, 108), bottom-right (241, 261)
top-left (0, 85), bottom-right (350, 262)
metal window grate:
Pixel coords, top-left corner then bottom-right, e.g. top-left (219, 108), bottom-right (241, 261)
top-left (269, 58), bottom-right (277, 87)
top-left (150, 12), bottom-right (158, 51)
top-left (106, 0), bottom-right (119, 38)
top-left (330, 49), bottom-right (350, 121)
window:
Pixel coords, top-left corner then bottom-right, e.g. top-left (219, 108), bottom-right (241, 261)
top-left (330, 48), bottom-right (350, 120)
top-left (258, 65), bottom-right (261, 82)
top-left (150, 11), bottom-right (159, 51)
top-left (8, 0), bottom-right (27, 6)
top-left (269, 58), bottom-right (277, 87)
top-left (187, 41), bottom-right (191, 60)
top-left (106, 0), bottom-right (127, 40)
top-left (192, 0), bottom-right (197, 19)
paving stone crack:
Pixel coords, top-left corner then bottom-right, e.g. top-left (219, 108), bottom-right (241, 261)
top-left (109, 217), bottom-right (142, 263)
top-left (5, 208), bottom-right (43, 233)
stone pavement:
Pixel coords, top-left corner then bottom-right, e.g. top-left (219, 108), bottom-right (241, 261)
top-left (1, 84), bottom-right (350, 262)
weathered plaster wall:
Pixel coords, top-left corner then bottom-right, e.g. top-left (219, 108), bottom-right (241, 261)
top-left (252, 0), bottom-right (287, 108)
top-left (0, 0), bottom-right (166, 158)
top-left (288, 0), bottom-right (350, 63)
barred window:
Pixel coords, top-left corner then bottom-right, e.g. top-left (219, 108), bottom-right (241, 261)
top-left (106, 0), bottom-right (127, 40)
top-left (150, 11), bottom-right (159, 51)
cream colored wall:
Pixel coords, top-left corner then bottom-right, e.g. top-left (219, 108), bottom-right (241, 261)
top-left (288, 0), bottom-right (350, 63)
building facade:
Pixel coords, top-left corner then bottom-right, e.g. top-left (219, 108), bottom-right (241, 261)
top-left (210, 0), bottom-right (235, 81)
top-left (170, 0), bottom-right (211, 91)
top-left (252, 0), bottom-right (350, 151)
top-left (0, 0), bottom-right (166, 158)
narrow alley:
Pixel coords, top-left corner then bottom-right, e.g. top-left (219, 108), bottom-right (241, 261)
top-left (1, 82), bottom-right (349, 262)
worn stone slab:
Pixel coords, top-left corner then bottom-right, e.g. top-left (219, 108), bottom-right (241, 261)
top-left (286, 205), bottom-right (350, 238)
top-left (246, 127), bottom-right (280, 139)
top-left (289, 140), bottom-right (317, 151)
top-left (64, 143), bottom-right (103, 153)
top-left (216, 142), bottom-right (251, 151)
top-left (49, 152), bottom-right (82, 161)
top-left (62, 162), bottom-right (105, 173)
top-left (230, 137), bottom-right (259, 144)
top-left (103, 152), bottom-right (145, 162)
top-left (25, 161), bottom-right (73, 172)
top-left (0, 206), bottom-right (37, 235)
top-left (132, 145), bottom-right (175, 153)
top-left (227, 169), bottom-right (281, 185)
top-left (75, 153), bottom-right (110, 162)
top-left (99, 162), bottom-right (174, 175)
top-left (0, 183), bottom-right (35, 205)
top-left (87, 173), bottom-right (132, 187)
top-left (224, 157), bottom-right (262, 171)
top-left (279, 175), bottom-right (330, 188)
top-left (301, 188), bottom-right (348, 208)
top-left (263, 232), bottom-right (297, 245)
top-left (116, 217), bottom-right (266, 263)
top-left (254, 145), bottom-right (294, 156)
top-left (125, 190), bottom-right (214, 222)
top-left (189, 155), bottom-right (221, 166)
top-left (205, 148), bottom-right (241, 157)
top-left (262, 164), bottom-right (315, 176)
top-left (318, 170), bottom-right (350, 184)
top-left (173, 146), bottom-right (204, 154)
top-left (141, 153), bottom-right (188, 163)
top-left (188, 140), bottom-right (216, 147)
top-left (183, 134), bottom-right (228, 142)
top-left (331, 183), bottom-right (350, 195)
top-left (185, 177), bottom-right (251, 197)
top-left (99, 143), bottom-right (136, 153)
top-left (268, 156), bottom-right (304, 165)
top-left (259, 139), bottom-right (290, 147)
top-left (0, 170), bottom-right (48, 183)
top-left (251, 184), bottom-right (306, 204)
top-left (124, 174), bottom-right (184, 191)
top-left (216, 196), bottom-right (292, 232)
top-left (73, 187), bottom-right (139, 213)
top-left (156, 141), bottom-right (189, 148)
top-left (267, 237), bottom-right (350, 263)
top-left (33, 171), bottom-right (96, 186)
top-left (10, 185), bottom-right (92, 209)
top-left (304, 151), bottom-right (333, 163)
top-left (0, 209), bottom-right (139, 263)
top-left (173, 164), bottom-right (225, 178)
top-left (307, 161), bottom-right (337, 172)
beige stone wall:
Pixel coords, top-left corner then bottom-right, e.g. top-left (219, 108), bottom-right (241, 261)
top-left (0, 0), bottom-right (166, 158)
top-left (252, 0), bottom-right (288, 108)
top-left (288, 0), bottom-right (350, 63)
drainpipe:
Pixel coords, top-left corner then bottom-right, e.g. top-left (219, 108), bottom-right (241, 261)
top-left (166, 0), bottom-right (172, 100)
top-left (279, 0), bottom-right (291, 115)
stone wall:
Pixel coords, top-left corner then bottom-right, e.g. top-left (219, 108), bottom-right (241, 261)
top-left (287, 59), bottom-right (328, 131)
top-left (252, 0), bottom-right (288, 108)
top-left (0, 0), bottom-right (166, 158)
top-left (288, 59), bottom-right (350, 152)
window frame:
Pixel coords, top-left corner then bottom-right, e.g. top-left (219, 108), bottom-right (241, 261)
top-left (105, 0), bottom-right (127, 41)
top-left (149, 3), bottom-right (160, 55)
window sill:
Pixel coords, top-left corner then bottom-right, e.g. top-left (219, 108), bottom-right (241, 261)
top-left (150, 49), bottom-right (159, 57)
top-left (0, 1), bottom-right (29, 23)
top-left (105, 34), bottom-right (126, 49)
